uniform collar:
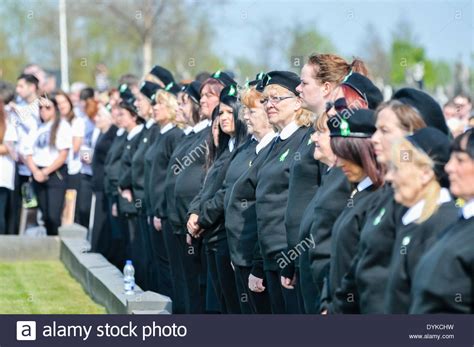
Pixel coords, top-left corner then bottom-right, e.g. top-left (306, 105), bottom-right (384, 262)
top-left (278, 121), bottom-right (299, 140)
top-left (183, 126), bottom-right (193, 135)
top-left (193, 119), bottom-right (211, 133)
top-left (127, 124), bottom-right (143, 140)
top-left (357, 176), bottom-right (373, 192)
top-left (145, 118), bottom-right (155, 129)
top-left (462, 198), bottom-right (474, 219)
top-left (160, 123), bottom-right (174, 134)
top-left (228, 137), bottom-right (236, 152)
top-left (402, 188), bottom-right (452, 225)
top-left (256, 131), bottom-right (276, 154)
top-left (117, 128), bottom-right (126, 136)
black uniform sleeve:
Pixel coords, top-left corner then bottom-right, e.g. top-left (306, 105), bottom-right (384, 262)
top-left (198, 185), bottom-right (225, 229)
top-left (118, 142), bottom-right (133, 190)
top-left (332, 253), bottom-right (361, 313)
top-left (250, 242), bottom-right (265, 279)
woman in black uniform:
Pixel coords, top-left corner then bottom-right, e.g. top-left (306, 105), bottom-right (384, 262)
top-left (320, 108), bottom-right (386, 314)
top-left (225, 81), bottom-right (275, 313)
top-left (131, 80), bottom-right (161, 291)
top-left (410, 129), bottom-right (474, 313)
top-left (187, 84), bottom-right (247, 314)
top-left (384, 127), bottom-right (458, 313)
top-left (90, 104), bottom-right (117, 255)
top-left (287, 55), bottom-right (369, 313)
top-left (343, 88), bottom-right (449, 313)
top-left (115, 86), bottom-right (146, 285)
top-left (173, 72), bottom-right (233, 313)
top-left (146, 87), bottom-right (183, 307)
top-left (254, 71), bottom-right (312, 313)
top-left (165, 80), bottom-right (205, 313)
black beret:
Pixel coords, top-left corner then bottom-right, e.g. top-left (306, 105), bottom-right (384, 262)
top-left (118, 83), bottom-right (136, 106)
top-left (392, 88), bottom-right (449, 135)
top-left (246, 71), bottom-right (265, 89)
top-left (219, 84), bottom-right (238, 105)
top-left (183, 80), bottom-right (202, 105)
top-left (163, 81), bottom-right (181, 96)
top-left (139, 81), bottom-right (161, 101)
top-left (328, 108), bottom-right (376, 138)
top-left (406, 127), bottom-right (451, 187)
top-left (261, 71), bottom-right (301, 95)
top-left (149, 65), bottom-right (175, 86)
top-left (211, 70), bottom-right (237, 87)
top-left (341, 72), bottom-right (383, 110)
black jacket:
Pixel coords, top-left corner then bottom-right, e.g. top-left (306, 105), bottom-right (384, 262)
top-left (410, 215), bottom-right (473, 313)
top-left (131, 123), bottom-right (160, 215)
top-left (384, 200), bottom-right (458, 313)
top-left (283, 128), bottom-right (323, 277)
top-left (165, 130), bottom-right (199, 232)
top-left (103, 129), bottom-right (127, 198)
top-left (225, 138), bottom-right (273, 270)
top-left (255, 126), bottom-right (308, 271)
top-left (320, 182), bottom-right (386, 312)
top-left (147, 126), bottom-right (183, 219)
top-left (92, 125), bottom-right (117, 192)
top-left (307, 167), bottom-right (352, 297)
top-left (172, 127), bottom-right (210, 229)
top-left (118, 126), bottom-right (145, 190)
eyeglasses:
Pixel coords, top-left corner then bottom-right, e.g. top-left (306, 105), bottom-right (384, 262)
top-left (325, 98), bottom-right (349, 113)
top-left (260, 95), bottom-right (294, 105)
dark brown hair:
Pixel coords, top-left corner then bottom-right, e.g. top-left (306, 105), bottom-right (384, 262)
top-left (53, 90), bottom-right (76, 123)
top-left (40, 94), bottom-right (62, 148)
top-left (375, 100), bottom-right (426, 133)
top-left (331, 136), bottom-right (385, 188)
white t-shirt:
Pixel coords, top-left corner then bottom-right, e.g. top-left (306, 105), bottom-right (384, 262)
top-left (0, 120), bottom-right (18, 190)
top-left (23, 119), bottom-right (73, 168)
top-left (67, 116), bottom-right (86, 175)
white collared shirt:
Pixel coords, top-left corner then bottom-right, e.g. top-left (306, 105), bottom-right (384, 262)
top-left (357, 176), bottom-right (373, 192)
top-left (117, 128), bottom-right (126, 136)
top-left (228, 137), bottom-right (236, 152)
top-left (146, 118), bottom-right (155, 129)
top-left (278, 121), bottom-right (299, 140)
top-left (462, 198), bottom-right (474, 219)
top-left (160, 123), bottom-right (175, 134)
top-left (127, 124), bottom-right (144, 140)
top-left (256, 131), bottom-right (276, 154)
top-left (402, 188), bottom-right (452, 225)
top-left (193, 119), bottom-right (211, 133)
top-left (183, 126), bottom-right (193, 135)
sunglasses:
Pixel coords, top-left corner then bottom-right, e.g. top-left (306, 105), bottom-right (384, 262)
top-left (325, 98), bottom-right (349, 113)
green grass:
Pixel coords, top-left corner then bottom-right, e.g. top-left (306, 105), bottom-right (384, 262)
top-left (0, 261), bottom-right (106, 314)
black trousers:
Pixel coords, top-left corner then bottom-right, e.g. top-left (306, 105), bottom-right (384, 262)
top-left (32, 166), bottom-right (67, 236)
top-left (0, 187), bottom-right (9, 234)
top-left (127, 215), bottom-right (149, 289)
top-left (161, 218), bottom-right (186, 314)
top-left (175, 233), bottom-right (208, 313)
top-left (234, 265), bottom-right (272, 314)
top-left (90, 191), bottom-right (110, 255)
top-left (77, 174), bottom-right (93, 228)
top-left (7, 172), bottom-right (28, 235)
top-left (299, 251), bottom-right (320, 313)
top-left (147, 218), bottom-right (172, 297)
top-left (265, 268), bottom-right (302, 314)
top-left (205, 237), bottom-right (241, 314)
top-left (105, 195), bottom-right (128, 269)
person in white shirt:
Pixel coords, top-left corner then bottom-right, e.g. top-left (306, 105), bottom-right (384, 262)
top-left (0, 100), bottom-right (18, 234)
top-left (24, 96), bottom-right (72, 235)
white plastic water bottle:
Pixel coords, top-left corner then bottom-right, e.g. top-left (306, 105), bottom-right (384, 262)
top-left (123, 260), bottom-right (135, 295)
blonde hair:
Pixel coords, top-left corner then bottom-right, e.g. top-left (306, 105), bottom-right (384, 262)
top-left (145, 74), bottom-right (165, 88)
top-left (391, 138), bottom-right (441, 223)
top-left (263, 84), bottom-right (314, 127)
top-left (155, 90), bottom-right (178, 121)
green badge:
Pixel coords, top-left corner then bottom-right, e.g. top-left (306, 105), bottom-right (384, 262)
top-left (402, 235), bottom-right (411, 246)
top-left (213, 70), bottom-right (221, 78)
top-left (279, 148), bottom-right (290, 162)
top-left (165, 82), bottom-right (174, 91)
top-left (340, 119), bottom-right (351, 137)
top-left (228, 85), bottom-right (236, 96)
top-left (249, 160), bottom-right (252, 167)
top-left (307, 137), bottom-right (312, 145)
top-left (257, 72), bottom-right (264, 80)
top-left (119, 84), bottom-right (127, 92)
top-left (373, 207), bottom-right (386, 226)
